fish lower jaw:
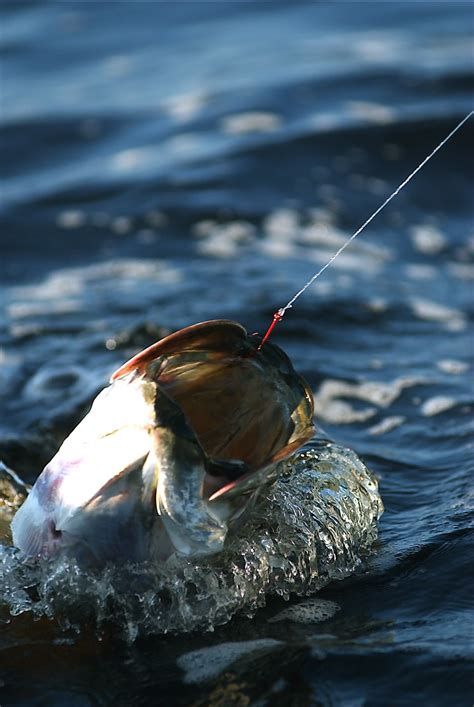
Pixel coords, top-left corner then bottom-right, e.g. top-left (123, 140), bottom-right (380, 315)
top-left (11, 492), bottom-right (72, 559)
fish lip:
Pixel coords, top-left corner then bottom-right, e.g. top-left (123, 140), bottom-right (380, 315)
top-left (12, 509), bottom-right (74, 561)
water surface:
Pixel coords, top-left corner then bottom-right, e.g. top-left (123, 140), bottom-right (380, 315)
top-left (1, 1), bottom-right (473, 705)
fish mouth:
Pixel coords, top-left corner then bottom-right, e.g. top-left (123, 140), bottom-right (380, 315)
top-left (11, 501), bottom-right (86, 563)
top-left (32, 523), bottom-right (101, 566)
top-left (11, 452), bottom-right (156, 566)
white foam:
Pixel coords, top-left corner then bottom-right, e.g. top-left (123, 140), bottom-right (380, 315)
top-left (9, 260), bottom-right (182, 318)
top-left (354, 35), bottom-right (401, 62)
top-left (315, 378), bottom-right (420, 425)
top-left (410, 224), bottom-right (446, 255)
top-left (278, 112), bottom-right (473, 316)
top-left (367, 298), bottom-right (388, 313)
top-left (436, 360), bottom-right (469, 375)
top-left (221, 112), bottom-right (281, 135)
top-left (196, 221), bottom-right (256, 258)
top-left (315, 398), bottom-right (376, 425)
top-left (421, 396), bottom-right (457, 417)
top-left (56, 210), bottom-right (86, 229)
top-left (113, 148), bottom-right (150, 173)
top-left (259, 240), bottom-right (297, 259)
top-left (177, 639), bottom-right (283, 684)
top-left (164, 92), bottom-right (206, 122)
top-left (8, 299), bottom-right (82, 319)
top-left (406, 264), bottom-right (438, 280)
top-left (300, 222), bottom-right (391, 262)
top-left (448, 263), bottom-right (474, 280)
top-left (263, 209), bottom-right (299, 241)
top-left (2, 443), bottom-right (383, 638)
top-left (112, 216), bottom-right (133, 236)
top-left (111, 217), bottom-right (133, 235)
top-left (347, 101), bottom-right (395, 125)
top-left (268, 598), bottom-right (340, 624)
top-left (411, 298), bottom-right (466, 331)
top-left (368, 416), bottom-right (405, 436)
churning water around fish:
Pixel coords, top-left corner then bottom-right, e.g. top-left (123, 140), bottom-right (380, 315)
top-left (1, 0), bottom-right (473, 705)
top-left (0, 442), bottom-right (382, 638)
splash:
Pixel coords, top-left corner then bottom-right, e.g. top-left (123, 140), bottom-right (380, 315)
top-left (0, 441), bottom-right (382, 640)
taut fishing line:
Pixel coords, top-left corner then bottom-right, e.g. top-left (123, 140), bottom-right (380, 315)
top-left (257, 110), bottom-right (473, 350)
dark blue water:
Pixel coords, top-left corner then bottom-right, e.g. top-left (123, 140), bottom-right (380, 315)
top-left (1, 2), bottom-right (473, 705)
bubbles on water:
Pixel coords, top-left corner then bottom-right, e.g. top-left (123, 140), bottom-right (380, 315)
top-left (112, 148), bottom-right (151, 173)
top-left (421, 396), bottom-right (457, 417)
top-left (111, 216), bottom-right (133, 235)
top-left (164, 92), bottom-right (207, 122)
top-left (410, 224), bottom-right (446, 255)
top-left (195, 221), bottom-right (256, 258)
top-left (406, 264), bottom-right (438, 281)
top-left (436, 360), bottom-right (469, 375)
top-left (314, 378), bottom-right (420, 425)
top-left (258, 205), bottom-right (391, 276)
top-left (56, 210), bottom-right (86, 230)
top-left (177, 639), bottom-right (283, 684)
top-left (411, 298), bottom-right (466, 331)
top-left (367, 298), bottom-right (388, 313)
top-left (448, 262), bottom-right (474, 281)
top-left (263, 209), bottom-right (299, 241)
top-left (368, 416), bottom-right (406, 436)
top-left (0, 441), bottom-right (382, 639)
top-left (347, 101), bottom-right (395, 125)
top-left (268, 597), bottom-right (340, 624)
top-left (220, 112), bottom-right (282, 135)
top-left (8, 259), bottom-right (183, 325)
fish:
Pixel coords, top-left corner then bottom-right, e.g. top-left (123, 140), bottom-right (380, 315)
top-left (11, 320), bottom-right (315, 565)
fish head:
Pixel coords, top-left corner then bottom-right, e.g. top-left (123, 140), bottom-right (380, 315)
top-left (11, 320), bottom-right (315, 565)
top-left (11, 377), bottom-right (162, 564)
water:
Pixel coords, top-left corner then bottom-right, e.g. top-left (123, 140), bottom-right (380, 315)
top-left (0, 444), bottom-right (383, 636)
top-left (1, 1), bottom-right (473, 704)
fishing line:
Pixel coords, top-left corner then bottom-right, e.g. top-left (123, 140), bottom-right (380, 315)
top-left (257, 110), bottom-right (474, 351)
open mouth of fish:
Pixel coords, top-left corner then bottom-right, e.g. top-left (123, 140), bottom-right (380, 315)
top-left (11, 320), bottom-right (315, 565)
